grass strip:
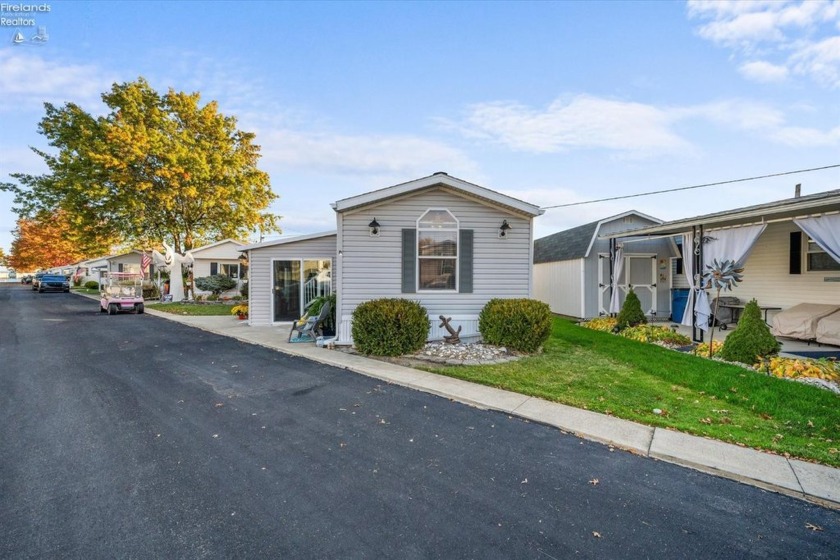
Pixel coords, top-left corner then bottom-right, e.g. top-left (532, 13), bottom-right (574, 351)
top-left (423, 318), bottom-right (840, 467)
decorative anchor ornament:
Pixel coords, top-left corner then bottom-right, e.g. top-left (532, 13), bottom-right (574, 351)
top-left (438, 315), bottom-right (461, 344)
top-left (151, 242), bottom-right (195, 302)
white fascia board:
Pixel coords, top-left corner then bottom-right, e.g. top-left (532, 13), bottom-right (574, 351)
top-left (240, 230), bottom-right (338, 251)
top-left (332, 173), bottom-right (544, 217)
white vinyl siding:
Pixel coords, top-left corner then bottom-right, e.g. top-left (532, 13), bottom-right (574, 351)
top-left (338, 188), bottom-right (534, 342)
top-left (724, 222), bottom-right (840, 313)
top-left (248, 235), bottom-right (337, 326)
top-left (533, 259), bottom-right (584, 318)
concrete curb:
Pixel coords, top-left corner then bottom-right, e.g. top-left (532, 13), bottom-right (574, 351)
top-left (131, 304), bottom-right (840, 510)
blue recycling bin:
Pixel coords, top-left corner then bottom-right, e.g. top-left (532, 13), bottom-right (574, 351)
top-left (671, 288), bottom-right (690, 322)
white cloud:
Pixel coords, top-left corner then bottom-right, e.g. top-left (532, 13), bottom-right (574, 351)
top-left (452, 94), bottom-right (839, 154)
top-left (258, 129), bottom-right (477, 178)
top-left (687, 1), bottom-right (840, 88)
top-left (0, 48), bottom-right (114, 111)
top-left (738, 60), bottom-right (790, 82)
top-left (451, 95), bottom-right (690, 157)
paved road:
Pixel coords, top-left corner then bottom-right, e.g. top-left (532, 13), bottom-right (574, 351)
top-left (1, 284), bottom-right (838, 559)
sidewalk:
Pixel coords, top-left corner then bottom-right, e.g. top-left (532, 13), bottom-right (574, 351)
top-left (146, 309), bottom-right (840, 510)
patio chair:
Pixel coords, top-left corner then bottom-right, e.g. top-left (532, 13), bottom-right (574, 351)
top-left (288, 300), bottom-right (331, 343)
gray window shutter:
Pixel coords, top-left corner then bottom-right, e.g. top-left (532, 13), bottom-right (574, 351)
top-left (402, 229), bottom-right (416, 293)
top-left (118, 263), bottom-right (123, 272)
top-left (459, 229), bottom-right (473, 293)
top-left (210, 262), bottom-right (218, 275)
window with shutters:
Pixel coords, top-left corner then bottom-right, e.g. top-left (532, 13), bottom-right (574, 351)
top-left (417, 209), bottom-right (458, 291)
top-left (210, 262), bottom-right (241, 278)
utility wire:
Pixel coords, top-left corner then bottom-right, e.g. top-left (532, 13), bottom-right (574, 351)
top-left (540, 164), bottom-right (840, 209)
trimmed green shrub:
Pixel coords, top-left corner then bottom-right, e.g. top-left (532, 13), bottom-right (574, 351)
top-left (194, 274), bottom-right (237, 296)
top-left (84, 280), bottom-right (100, 290)
top-left (718, 299), bottom-right (780, 364)
top-left (478, 298), bottom-right (552, 353)
top-left (616, 289), bottom-right (647, 329)
top-left (352, 298), bottom-right (429, 356)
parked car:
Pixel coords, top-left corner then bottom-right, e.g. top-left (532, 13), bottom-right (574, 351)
top-left (20, 274), bottom-right (33, 284)
top-left (37, 274), bottom-right (70, 293)
top-left (31, 272), bottom-right (45, 290)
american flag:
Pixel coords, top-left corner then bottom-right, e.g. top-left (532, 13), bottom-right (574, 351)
top-left (140, 253), bottom-right (152, 276)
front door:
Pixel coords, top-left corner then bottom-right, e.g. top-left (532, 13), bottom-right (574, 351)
top-left (273, 260), bottom-right (301, 322)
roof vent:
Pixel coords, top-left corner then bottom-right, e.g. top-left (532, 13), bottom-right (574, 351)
top-left (433, 171), bottom-right (448, 176)
top-left (795, 183), bottom-right (801, 198)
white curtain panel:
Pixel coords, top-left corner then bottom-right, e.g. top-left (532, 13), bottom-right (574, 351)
top-left (794, 215), bottom-right (840, 264)
top-left (702, 224), bottom-right (767, 269)
top-left (681, 232), bottom-right (696, 326)
top-left (609, 245), bottom-right (624, 313)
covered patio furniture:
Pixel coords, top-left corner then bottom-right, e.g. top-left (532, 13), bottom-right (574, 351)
top-left (288, 300), bottom-right (331, 343)
top-left (771, 303), bottom-right (840, 341)
top-left (815, 310), bottom-right (840, 347)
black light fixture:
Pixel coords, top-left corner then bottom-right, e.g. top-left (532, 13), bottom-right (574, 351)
top-left (498, 220), bottom-right (511, 238)
top-left (368, 217), bottom-right (381, 237)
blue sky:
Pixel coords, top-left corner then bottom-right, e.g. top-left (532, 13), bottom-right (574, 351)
top-left (2, 0), bottom-right (839, 255)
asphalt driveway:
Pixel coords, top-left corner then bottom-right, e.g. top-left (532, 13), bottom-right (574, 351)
top-left (1, 284), bottom-right (837, 558)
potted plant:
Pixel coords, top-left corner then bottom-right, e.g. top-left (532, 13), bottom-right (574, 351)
top-left (231, 303), bottom-right (249, 320)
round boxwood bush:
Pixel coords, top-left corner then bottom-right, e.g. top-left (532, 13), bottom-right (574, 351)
top-left (352, 298), bottom-right (429, 356)
top-left (616, 289), bottom-right (647, 329)
top-left (84, 280), bottom-right (100, 290)
top-left (478, 298), bottom-right (552, 353)
top-left (718, 299), bottom-right (780, 365)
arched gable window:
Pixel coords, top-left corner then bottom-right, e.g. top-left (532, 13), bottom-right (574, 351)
top-left (417, 209), bottom-right (458, 291)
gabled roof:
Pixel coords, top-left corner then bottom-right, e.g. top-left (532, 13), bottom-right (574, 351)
top-left (188, 238), bottom-right (246, 255)
top-left (534, 211), bottom-right (662, 263)
top-left (603, 188), bottom-right (840, 238)
top-left (240, 231), bottom-right (337, 251)
top-left (331, 172), bottom-right (545, 217)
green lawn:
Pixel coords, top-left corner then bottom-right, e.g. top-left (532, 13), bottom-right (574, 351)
top-left (423, 318), bottom-right (840, 467)
top-left (146, 303), bottom-right (234, 316)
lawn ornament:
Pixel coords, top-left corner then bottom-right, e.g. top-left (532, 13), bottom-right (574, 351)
top-left (152, 242), bottom-right (195, 302)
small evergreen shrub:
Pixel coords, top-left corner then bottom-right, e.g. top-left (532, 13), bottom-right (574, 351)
top-left (616, 289), bottom-right (647, 329)
top-left (718, 299), bottom-right (780, 364)
top-left (352, 298), bottom-right (429, 356)
top-left (194, 274), bottom-right (237, 296)
top-left (478, 298), bottom-right (552, 353)
top-left (84, 280), bottom-right (100, 290)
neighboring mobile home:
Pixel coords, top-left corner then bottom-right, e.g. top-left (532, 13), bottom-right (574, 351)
top-left (242, 172), bottom-right (545, 344)
top-left (189, 239), bottom-right (247, 296)
top-left (602, 188), bottom-right (840, 337)
top-left (533, 211), bottom-right (678, 320)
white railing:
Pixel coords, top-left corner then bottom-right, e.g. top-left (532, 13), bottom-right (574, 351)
top-left (303, 276), bottom-right (331, 309)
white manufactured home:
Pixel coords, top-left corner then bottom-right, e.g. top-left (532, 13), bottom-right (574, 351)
top-left (603, 188), bottom-right (840, 339)
top-left (242, 172), bottom-right (545, 344)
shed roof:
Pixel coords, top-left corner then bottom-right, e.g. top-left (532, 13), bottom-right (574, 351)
top-left (331, 172), bottom-right (544, 217)
top-left (603, 188), bottom-right (840, 239)
top-left (534, 211), bottom-right (661, 263)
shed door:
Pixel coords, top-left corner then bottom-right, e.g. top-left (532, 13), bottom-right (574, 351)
top-left (598, 254), bottom-right (624, 316)
top-left (626, 255), bottom-right (657, 317)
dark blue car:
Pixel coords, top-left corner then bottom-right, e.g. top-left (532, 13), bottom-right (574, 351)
top-left (38, 275), bottom-right (70, 293)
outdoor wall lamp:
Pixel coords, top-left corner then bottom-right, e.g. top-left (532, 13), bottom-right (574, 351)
top-left (498, 220), bottom-right (511, 238)
top-left (368, 218), bottom-right (381, 237)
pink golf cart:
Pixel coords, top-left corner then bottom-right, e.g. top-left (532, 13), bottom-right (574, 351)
top-left (100, 272), bottom-right (145, 315)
